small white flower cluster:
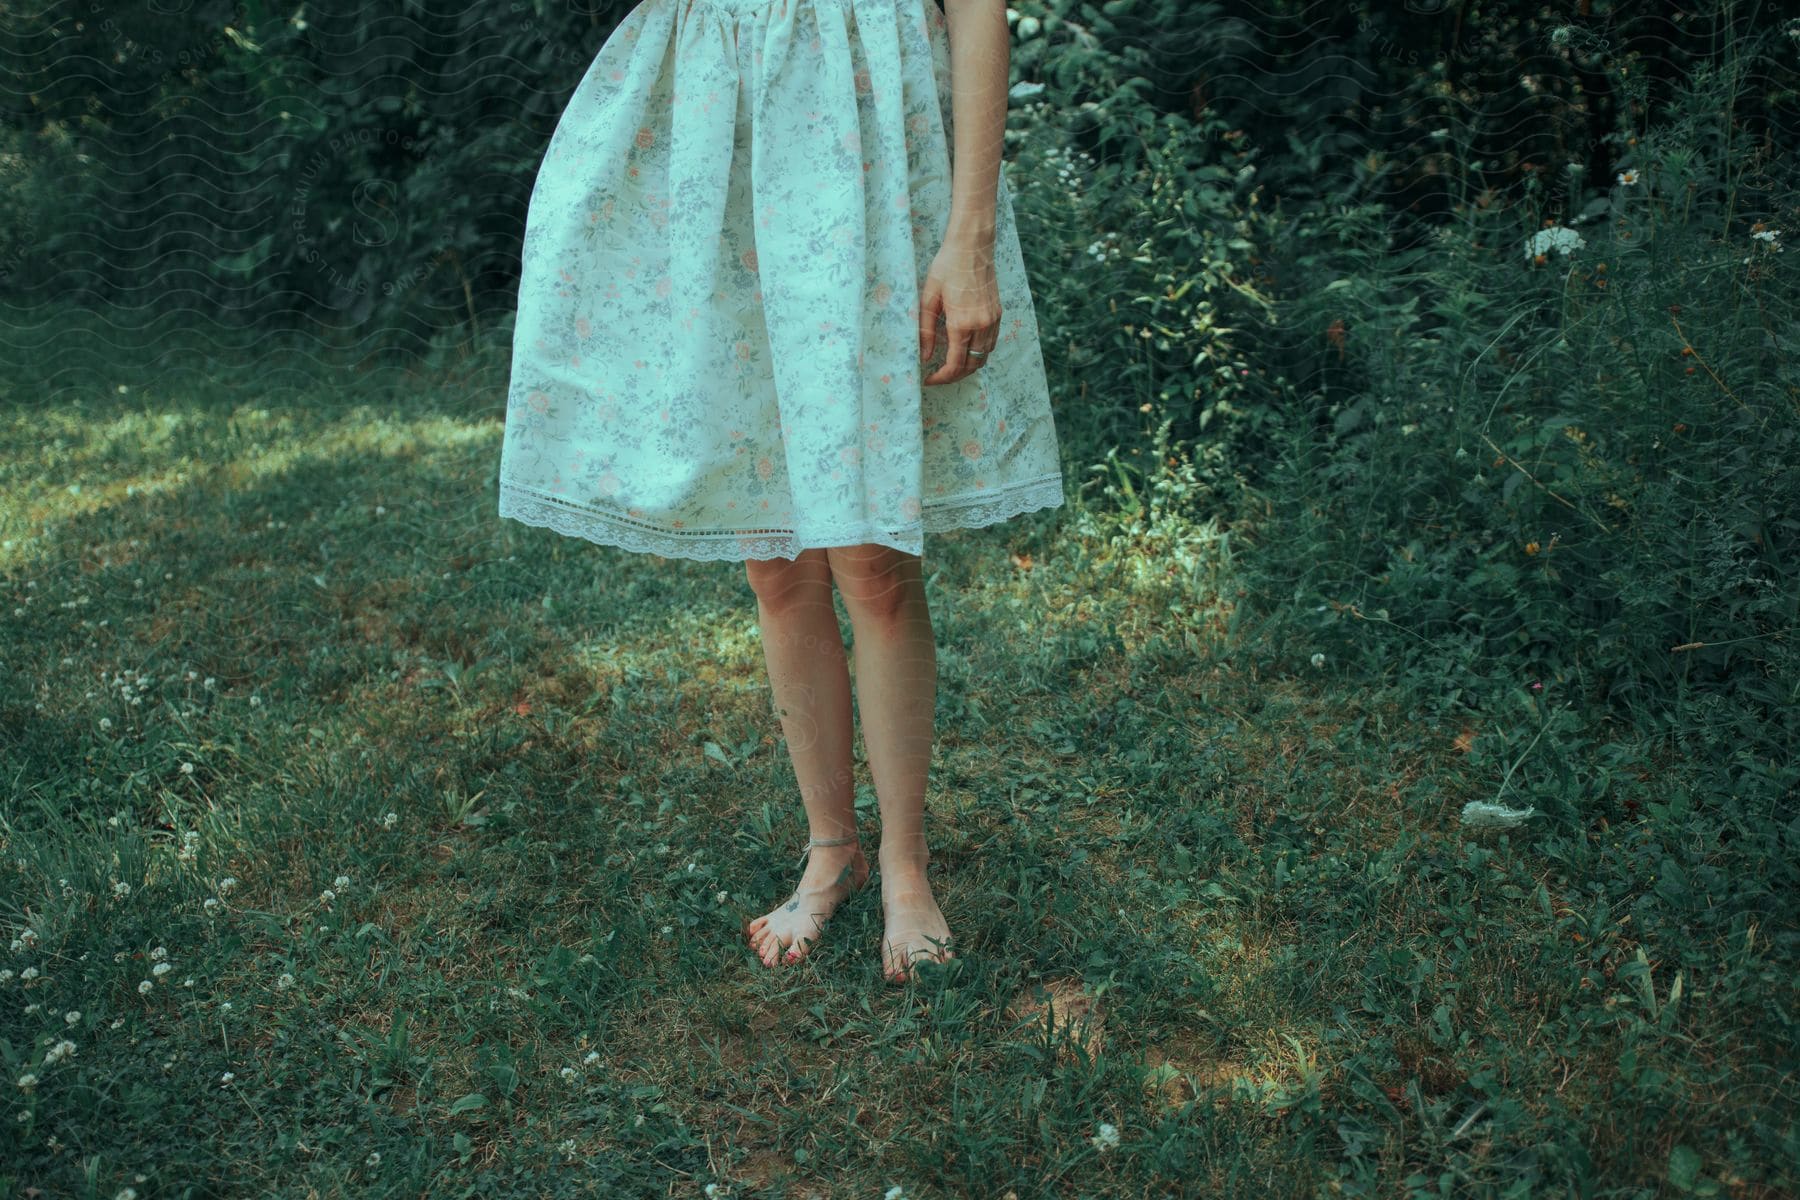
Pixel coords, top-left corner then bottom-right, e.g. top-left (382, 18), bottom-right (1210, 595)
top-left (382, 811), bottom-right (399, 829)
top-left (1524, 225), bottom-right (1585, 260)
top-left (42, 1038), bottom-right (77, 1067)
top-left (1010, 10), bottom-right (1042, 38)
top-left (176, 830), bottom-right (202, 863)
top-left (1086, 231), bottom-right (1124, 264)
top-left (103, 666), bottom-right (153, 709)
top-left (317, 871), bottom-right (353, 908)
top-left (1090, 1121), bottom-right (1121, 1151)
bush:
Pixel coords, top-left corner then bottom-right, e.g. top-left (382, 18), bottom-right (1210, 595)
top-left (1232, 25), bottom-right (1800, 819)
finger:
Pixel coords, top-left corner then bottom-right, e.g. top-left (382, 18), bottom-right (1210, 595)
top-left (917, 288), bottom-right (943, 364)
top-left (926, 321), bottom-right (974, 385)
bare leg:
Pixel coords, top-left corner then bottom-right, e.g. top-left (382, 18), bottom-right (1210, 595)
top-left (824, 543), bottom-right (953, 983)
top-left (741, 548), bottom-right (869, 967)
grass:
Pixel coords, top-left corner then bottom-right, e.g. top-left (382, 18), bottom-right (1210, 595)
top-left (0, 304), bottom-right (1793, 1199)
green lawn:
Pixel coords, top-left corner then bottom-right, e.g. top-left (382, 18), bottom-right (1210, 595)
top-left (0, 307), bottom-right (1791, 1199)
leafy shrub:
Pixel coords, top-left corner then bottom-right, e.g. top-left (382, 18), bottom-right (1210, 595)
top-left (1233, 24), bottom-right (1800, 819)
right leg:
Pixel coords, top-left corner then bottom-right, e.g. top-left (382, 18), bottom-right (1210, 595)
top-left (741, 547), bottom-right (870, 967)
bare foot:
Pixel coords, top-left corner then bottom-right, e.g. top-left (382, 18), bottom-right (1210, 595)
top-left (744, 841), bottom-right (870, 967)
top-left (879, 865), bottom-right (954, 984)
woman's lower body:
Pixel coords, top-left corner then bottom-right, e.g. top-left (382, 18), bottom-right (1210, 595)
top-left (496, 0), bottom-right (1069, 979)
top-left (741, 543), bottom-right (951, 982)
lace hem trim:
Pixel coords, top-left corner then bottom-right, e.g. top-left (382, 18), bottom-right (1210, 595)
top-left (497, 474), bottom-right (1064, 562)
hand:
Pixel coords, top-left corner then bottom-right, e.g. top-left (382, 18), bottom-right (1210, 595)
top-left (918, 234), bottom-right (1001, 386)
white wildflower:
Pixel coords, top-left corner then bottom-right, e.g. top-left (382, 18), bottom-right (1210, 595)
top-left (1524, 225), bottom-right (1585, 259)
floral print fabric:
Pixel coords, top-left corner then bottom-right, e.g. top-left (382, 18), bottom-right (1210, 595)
top-left (498, 0), bottom-right (1065, 561)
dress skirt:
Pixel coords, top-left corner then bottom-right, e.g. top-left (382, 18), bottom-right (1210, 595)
top-left (497, 0), bottom-right (1066, 561)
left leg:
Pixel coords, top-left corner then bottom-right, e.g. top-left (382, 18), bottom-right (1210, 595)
top-left (823, 541), bottom-right (953, 982)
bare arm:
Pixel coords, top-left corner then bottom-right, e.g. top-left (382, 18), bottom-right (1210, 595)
top-left (941, 0), bottom-right (1010, 253)
top-left (917, 0), bottom-right (1010, 385)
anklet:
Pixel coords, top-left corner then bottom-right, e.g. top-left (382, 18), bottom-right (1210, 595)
top-left (795, 833), bottom-right (858, 870)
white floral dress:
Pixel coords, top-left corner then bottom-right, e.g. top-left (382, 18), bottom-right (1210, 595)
top-left (497, 0), bottom-right (1065, 562)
